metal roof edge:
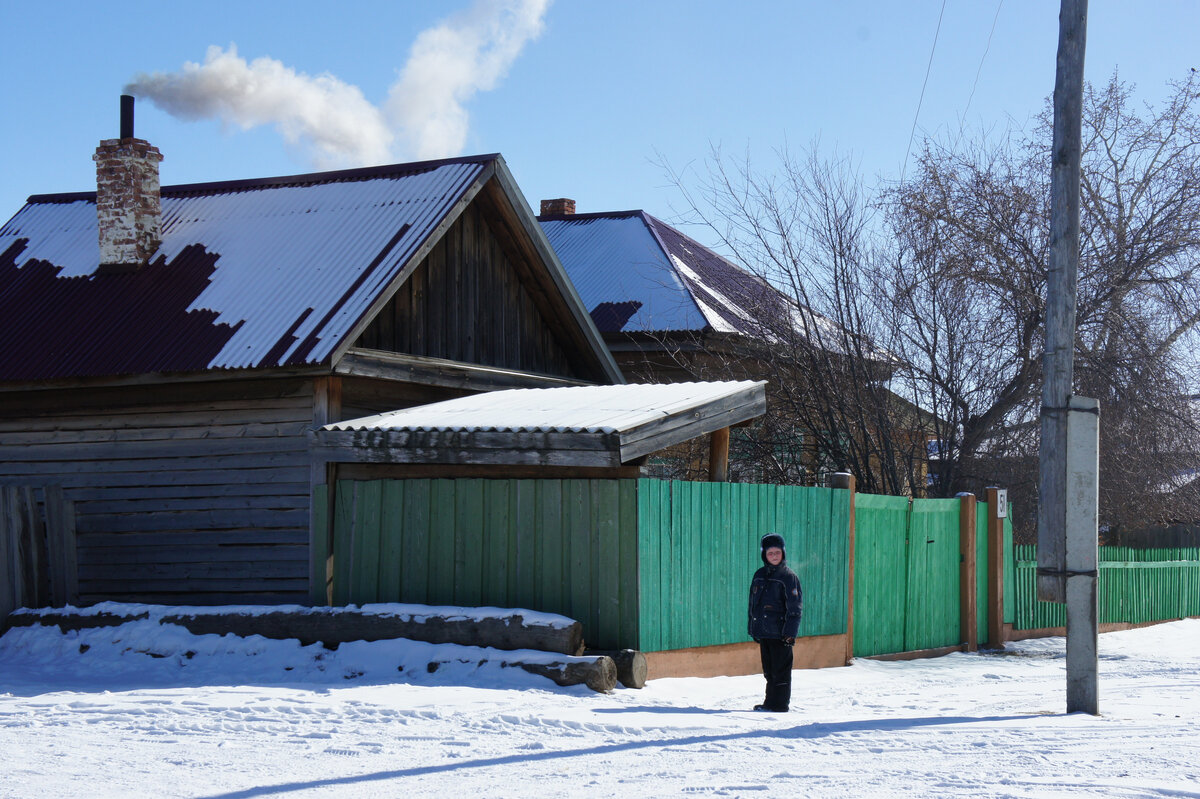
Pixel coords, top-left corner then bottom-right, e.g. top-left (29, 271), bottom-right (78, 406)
top-left (490, 157), bottom-right (626, 386)
top-left (25, 154), bottom-right (502, 204)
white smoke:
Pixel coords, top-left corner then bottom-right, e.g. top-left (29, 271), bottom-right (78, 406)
top-left (125, 0), bottom-right (551, 169)
top-left (384, 0), bottom-right (550, 159)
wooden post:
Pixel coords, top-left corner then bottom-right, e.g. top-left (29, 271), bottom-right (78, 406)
top-left (709, 426), bottom-right (730, 482)
top-left (311, 377), bottom-right (343, 606)
top-left (958, 493), bottom-right (978, 652)
top-left (985, 487), bottom-right (1007, 648)
top-left (831, 472), bottom-right (856, 665)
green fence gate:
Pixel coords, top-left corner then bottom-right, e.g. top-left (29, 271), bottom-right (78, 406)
top-left (852, 495), bottom-right (996, 657)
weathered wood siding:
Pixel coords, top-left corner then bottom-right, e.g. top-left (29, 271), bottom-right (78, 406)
top-left (0, 380), bottom-right (316, 605)
top-left (355, 200), bottom-right (579, 378)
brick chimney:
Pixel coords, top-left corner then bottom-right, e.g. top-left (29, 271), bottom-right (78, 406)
top-left (93, 95), bottom-right (163, 272)
top-left (540, 198), bottom-right (575, 216)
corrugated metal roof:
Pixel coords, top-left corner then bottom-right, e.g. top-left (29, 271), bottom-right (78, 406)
top-left (325, 380), bottom-right (763, 434)
top-left (0, 156), bottom-right (493, 381)
top-left (538, 213), bottom-right (708, 333)
top-left (539, 210), bottom-right (863, 354)
top-left (539, 210), bottom-right (800, 337)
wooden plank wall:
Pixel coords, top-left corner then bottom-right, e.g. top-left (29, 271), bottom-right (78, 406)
top-left (0, 485), bottom-right (77, 614)
top-left (354, 200), bottom-right (578, 379)
top-left (0, 380), bottom-right (315, 605)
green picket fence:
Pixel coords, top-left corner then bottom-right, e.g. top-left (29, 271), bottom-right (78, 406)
top-left (1012, 544), bottom-right (1200, 629)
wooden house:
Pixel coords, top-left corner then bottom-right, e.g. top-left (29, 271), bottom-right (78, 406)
top-left (0, 107), bottom-right (634, 605)
top-left (0, 106), bottom-right (770, 611)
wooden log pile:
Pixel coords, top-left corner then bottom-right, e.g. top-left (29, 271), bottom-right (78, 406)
top-left (5, 604), bottom-right (631, 693)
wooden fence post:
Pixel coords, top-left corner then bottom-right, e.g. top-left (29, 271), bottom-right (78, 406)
top-left (959, 493), bottom-right (978, 652)
top-left (985, 487), bottom-right (1007, 648)
top-left (832, 472), bottom-right (856, 665)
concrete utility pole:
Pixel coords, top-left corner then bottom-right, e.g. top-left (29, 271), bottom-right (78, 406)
top-left (1037, 0), bottom-right (1100, 715)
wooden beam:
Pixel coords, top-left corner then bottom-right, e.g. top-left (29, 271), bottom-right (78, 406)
top-left (310, 429), bottom-right (623, 468)
top-left (337, 463), bottom-right (642, 480)
top-left (708, 427), bottom-right (730, 482)
top-left (831, 472), bottom-right (856, 666)
top-left (618, 387), bottom-right (767, 462)
top-left (335, 348), bottom-right (592, 391)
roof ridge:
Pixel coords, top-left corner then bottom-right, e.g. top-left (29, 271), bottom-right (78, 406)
top-left (26, 153), bottom-right (501, 204)
top-left (536, 209), bottom-right (644, 222)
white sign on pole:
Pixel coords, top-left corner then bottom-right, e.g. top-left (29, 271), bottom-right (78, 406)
top-left (996, 489), bottom-right (1008, 518)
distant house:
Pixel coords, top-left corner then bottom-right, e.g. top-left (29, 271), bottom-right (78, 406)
top-left (537, 202), bottom-right (787, 383)
top-left (538, 201), bottom-right (933, 490)
top-left (0, 106), bottom-right (638, 605)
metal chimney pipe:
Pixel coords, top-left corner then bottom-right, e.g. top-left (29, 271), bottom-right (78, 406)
top-left (120, 95), bottom-right (135, 139)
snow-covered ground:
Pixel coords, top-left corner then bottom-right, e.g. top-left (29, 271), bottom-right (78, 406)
top-left (1, 612), bottom-right (1197, 798)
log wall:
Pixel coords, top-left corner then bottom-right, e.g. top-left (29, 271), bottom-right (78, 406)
top-left (0, 379), bottom-right (318, 605)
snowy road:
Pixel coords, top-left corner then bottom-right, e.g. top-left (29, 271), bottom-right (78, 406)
top-left (1, 615), bottom-right (1197, 797)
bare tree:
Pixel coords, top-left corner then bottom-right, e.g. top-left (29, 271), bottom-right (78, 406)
top-left (668, 73), bottom-right (1200, 537)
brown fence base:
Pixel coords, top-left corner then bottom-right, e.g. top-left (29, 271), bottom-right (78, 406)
top-left (644, 633), bottom-right (847, 680)
top-left (864, 644), bottom-right (967, 662)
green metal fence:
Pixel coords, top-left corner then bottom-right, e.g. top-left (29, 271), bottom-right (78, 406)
top-left (635, 480), bottom-right (851, 652)
top-left (1012, 545), bottom-right (1200, 629)
top-left (317, 477), bottom-right (851, 653)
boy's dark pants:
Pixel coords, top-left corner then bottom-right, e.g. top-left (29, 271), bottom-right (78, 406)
top-left (758, 638), bottom-right (794, 710)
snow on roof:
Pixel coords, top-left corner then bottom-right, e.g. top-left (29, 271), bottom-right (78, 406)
top-left (325, 380), bottom-right (764, 435)
top-left (0, 156), bottom-right (494, 381)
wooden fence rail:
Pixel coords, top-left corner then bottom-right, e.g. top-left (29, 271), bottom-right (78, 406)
top-left (1, 485), bottom-right (77, 618)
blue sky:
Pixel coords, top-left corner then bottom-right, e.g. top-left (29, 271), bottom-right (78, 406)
top-left (2, 1), bottom-right (1196, 250)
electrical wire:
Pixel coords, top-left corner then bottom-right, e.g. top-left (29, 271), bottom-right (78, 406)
top-left (962, 1), bottom-right (1004, 124)
top-left (901, 0), bottom-right (948, 184)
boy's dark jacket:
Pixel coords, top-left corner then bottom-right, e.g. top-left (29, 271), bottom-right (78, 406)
top-left (747, 535), bottom-right (803, 640)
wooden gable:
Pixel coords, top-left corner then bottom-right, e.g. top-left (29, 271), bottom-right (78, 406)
top-left (353, 178), bottom-right (603, 383)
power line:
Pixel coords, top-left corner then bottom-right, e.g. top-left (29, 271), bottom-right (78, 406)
top-left (901, 0), bottom-right (948, 184)
top-left (962, 1), bottom-right (1004, 123)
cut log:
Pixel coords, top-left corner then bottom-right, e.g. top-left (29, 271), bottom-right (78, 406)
top-left (585, 648), bottom-right (647, 688)
top-left (5, 605), bottom-right (585, 655)
top-left (511, 655), bottom-right (617, 693)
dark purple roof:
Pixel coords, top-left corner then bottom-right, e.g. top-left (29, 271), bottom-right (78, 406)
top-left (0, 156), bottom-right (496, 383)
